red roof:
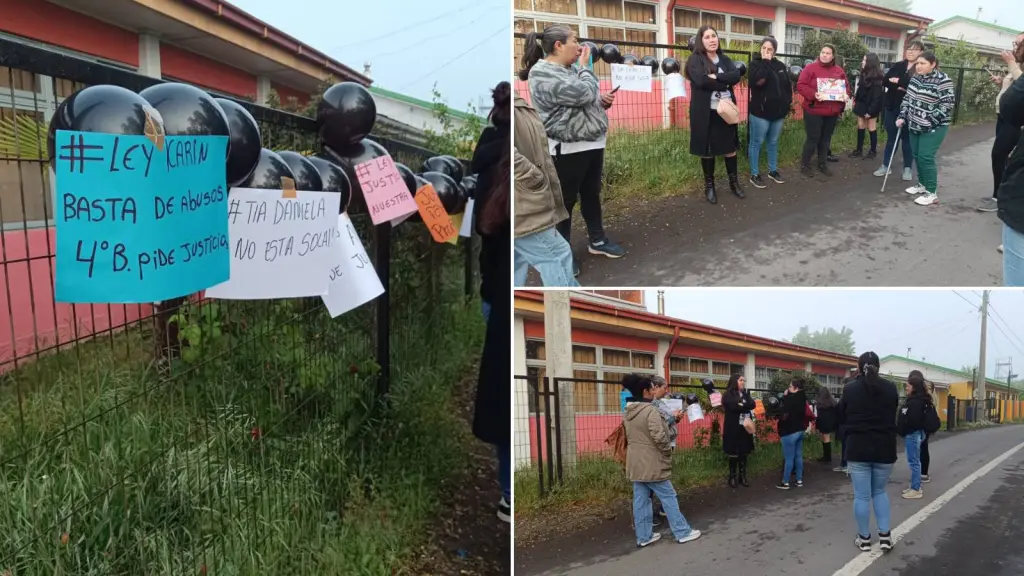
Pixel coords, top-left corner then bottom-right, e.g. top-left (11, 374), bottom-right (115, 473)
top-left (820, 0), bottom-right (932, 24)
top-left (515, 290), bottom-right (859, 364)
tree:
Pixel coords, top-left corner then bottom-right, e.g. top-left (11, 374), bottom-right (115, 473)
top-left (422, 84), bottom-right (485, 160)
top-left (961, 364), bottom-right (979, 378)
top-left (800, 29), bottom-right (868, 79)
top-left (790, 326), bottom-right (856, 355)
top-left (768, 370), bottom-right (822, 399)
top-left (859, 0), bottom-right (913, 12)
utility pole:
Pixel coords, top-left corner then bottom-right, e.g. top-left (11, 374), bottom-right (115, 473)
top-left (978, 290), bottom-right (989, 418)
top-left (543, 290), bottom-right (577, 472)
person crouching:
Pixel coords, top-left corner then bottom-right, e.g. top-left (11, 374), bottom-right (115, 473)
top-left (622, 373), bottom-right (703, 548)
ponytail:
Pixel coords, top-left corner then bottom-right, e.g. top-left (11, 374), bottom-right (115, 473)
top-left (858, 351), bottom-right (882, 396)
top-left (518, 25), bottom-right (573, 81)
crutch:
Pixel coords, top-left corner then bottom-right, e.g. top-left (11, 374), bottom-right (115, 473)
top-left (880, 124), bottom-right (902, 192)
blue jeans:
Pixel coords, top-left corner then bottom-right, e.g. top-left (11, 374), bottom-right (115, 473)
top-left (905, 430), bottom-right (924, 490)
top-left (632, 480), bottom-right (694, 544)
top-left (781, 430), bottom-right (805, 483)
top-left (481, 301), bottom-right (491, 323)
top-left (497, 443), bottom-right (510, 502)
top-left (882, 107), bottom-right (914, 170)
top-left (1004, 224), bottom-right (1024, 287)
top-left (749, 114), bottom-right (785, 176)
top-left (848, 462), bottom-right (894, 536)
top-left (514, 227), bottom-right (579, 287)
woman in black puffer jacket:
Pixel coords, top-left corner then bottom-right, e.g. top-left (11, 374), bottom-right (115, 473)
top-left (747, 36), bottom-right (793, 189)
top-left (850, 52), bottom-right (885, 160)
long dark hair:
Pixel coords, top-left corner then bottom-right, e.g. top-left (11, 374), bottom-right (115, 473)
top-left (622, 373), bottom-right (654, 400)
top-left (817, 387), bottom-right (836, 409)
top-left (861, 52), bottom-right (883, 84)
top-left (684, 25), bottom-right (722, 80)
top-left (518, 25), bottom-right (573, 81)
top-left (725, 372), bottom-right (743, 399)
top-left (858, 351), bottom-right (881, 396)
top-left (489, 81), bottom-right (511, 127)
top-left (479, 134), bottom-right (509, 234)
top-left (907, 373), bottom-right (928, 397)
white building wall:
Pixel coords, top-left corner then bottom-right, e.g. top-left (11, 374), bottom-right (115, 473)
top-left (932, 21), bottom-right (1018, 51)
top-left (879, 359), bottom-right (961, 388)
top-left (370, 95), bottom-right (472, 135)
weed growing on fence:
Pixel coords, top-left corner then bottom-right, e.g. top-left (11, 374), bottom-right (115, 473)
top-left (0, 229), bottom-right (484, 575)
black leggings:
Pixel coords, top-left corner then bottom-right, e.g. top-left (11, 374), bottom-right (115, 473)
top-left (993, 114), bottom-right (1022, 197)
top-left (802, 114), bottom-right (839, 166)
top-left (921, 434), bottom-right (930, 476)
top-left (553, 148), bottom-right (605, 244)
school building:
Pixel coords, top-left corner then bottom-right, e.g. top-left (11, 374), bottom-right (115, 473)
top-left (880, 355), bottom-right (1023, 422)
top-left (513, 289), bottom-right (859, 467)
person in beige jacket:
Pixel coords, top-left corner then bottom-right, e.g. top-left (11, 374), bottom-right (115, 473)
top-left (514, 93), bottom-right (579, 287)
top-left (621, 374), bottom-right (702, 548)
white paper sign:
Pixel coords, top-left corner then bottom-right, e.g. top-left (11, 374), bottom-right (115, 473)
top-left (686, 403), bottom-right (705, 423)
top-left (206, 188), bottom-right (341, 300)
top-left (665, 72), bottom-right (686, 100)
top-left (459, 198), bottom-right (475, 238)
top-left (321, 213), bottom-right (385, 318)
top-left (663, 399), bottom-right (683, 414)
top-left (611, 63), bottom-right (652, 93)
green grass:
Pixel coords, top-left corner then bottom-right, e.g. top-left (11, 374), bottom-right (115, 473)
top-left (602, 111), bottom-right (995, 200)
top-left (0, 231), bottom-right (485, 575)
top-left (515, 432), bottom-right (824, 519)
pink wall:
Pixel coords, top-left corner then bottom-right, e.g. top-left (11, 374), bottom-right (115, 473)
top-left (0, 227), bottom-right (150, 371)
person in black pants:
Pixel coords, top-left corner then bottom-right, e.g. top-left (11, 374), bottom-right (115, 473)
top-left (722, 373), bottom-right (756, 488)
top-left (796, 44), bottom-right (850, 177)
top-left (874, 41), bottom-right (923, 181)
top-left (978, 31), bottom-right (1023, 214)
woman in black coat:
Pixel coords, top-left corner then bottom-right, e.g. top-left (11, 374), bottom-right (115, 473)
top-left (851, 52), bottom-right (885, 159)
top-left (472, 118), bottom-right (511, 523)
top-left (722, 373), bottom-right (756, 488)
top-left (685, 25), bottom-right (745, 204)
top-left (472, 82), bottom-right (511, 321)
top-left (814, 387), bottom-right (839, 464)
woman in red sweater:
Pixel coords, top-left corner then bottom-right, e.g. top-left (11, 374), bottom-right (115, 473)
top-left (797, 44), bottom-right (849, 177)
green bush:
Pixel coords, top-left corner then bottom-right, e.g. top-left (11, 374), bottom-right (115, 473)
top-left (800, 29), bottom-right (868, 80)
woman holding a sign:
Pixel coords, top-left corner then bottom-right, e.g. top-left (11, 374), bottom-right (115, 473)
top-left (521, 25), bottom-right (625, 277)
top-left (685, 25), bottom-right (746, 204)
top-left (796, 44), bottom-right (849, 178)
top-left (897, 51), bottom-right (956, 207)
top-left (722, 373), bottom-right (756, 488)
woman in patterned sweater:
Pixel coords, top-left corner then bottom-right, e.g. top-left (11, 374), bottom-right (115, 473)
top-left (897, 51), bottom-right (956, 206)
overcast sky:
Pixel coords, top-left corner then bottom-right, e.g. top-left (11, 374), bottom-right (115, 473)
top-left (644, 290), bottom-right (1024, 379)
top-left (917, 0), bottom-right (1023, 32)
top-left (229, 0), bottom-right (509, 114)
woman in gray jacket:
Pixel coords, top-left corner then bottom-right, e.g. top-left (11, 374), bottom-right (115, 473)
top-left (520, 24), bottom-right (625, 278)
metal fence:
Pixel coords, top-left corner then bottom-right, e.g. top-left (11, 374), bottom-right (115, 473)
top-left (513, 35), bottom-right (1000, 197)
top-left (946, 396), bottom-right (1024, 430)
top-left (0, 37), bottom-right (481, 573)
top-left (515, 374), bottom-right (827, 498)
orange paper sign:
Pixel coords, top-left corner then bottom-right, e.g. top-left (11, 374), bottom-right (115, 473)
top-left (414, 184), bottom-right (457, 243)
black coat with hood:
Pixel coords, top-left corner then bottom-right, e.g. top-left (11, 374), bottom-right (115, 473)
top-left (721, 388), bottom-right (757, 456)
top-left (997, 73), bottom-right (1024, 235)
top-left (472, 120), bottom-right (509, 305)
top-left (896, 393), bottom-right (929, 437)
top-left (748, 54), bottom-right (793, 121)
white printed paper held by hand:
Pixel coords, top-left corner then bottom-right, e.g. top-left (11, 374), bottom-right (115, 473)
top-left (663, 398), bottom-right (684, 414)
top-left (458, 198), bottom-right (475, 238)
top-left (611, 63), bottom-right (652, 93)
top-left (321, 213), bottom-right (384, 318)
top-left (206, 188), bottom-right (341, 300)
top-left (686, 403), bottom-right (705, 423)
top-left (664, 72), bottom-right (686, 100)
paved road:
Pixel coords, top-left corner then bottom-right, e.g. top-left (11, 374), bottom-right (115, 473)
top-left (570, 123), bottom-right (1005, 286)
top-left (516, 425), bottom-right (1024, 576)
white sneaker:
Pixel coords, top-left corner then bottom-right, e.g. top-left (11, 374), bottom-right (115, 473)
top-left (497, 497), bottom-right (511, 523)
top-left (855, 535), bottom-right (872, 551)
top-left (906, 184), bottom-right (926, 195)
top-left (902, 168), bottom-right (913, 181)
top-left (677, 529), bottom-right (702, 544)
top-left (902, 489), bottom-right (924, 499)
top-left (914, 193), bottom-right (939, 206)
top-left (998, 244), bottom-right (1004, 254)
top-left (873, 165), bottom-right (890, 177)
top-left (638, 532), bottom-right (662, 547)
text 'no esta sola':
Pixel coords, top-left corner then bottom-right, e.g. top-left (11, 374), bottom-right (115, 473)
top-left (54, 130), bottom-right (229, 304)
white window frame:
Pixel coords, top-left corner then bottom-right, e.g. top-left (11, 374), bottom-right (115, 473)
top-left (515, 0), bottom-right (660, 43)
top-left (668, 355), bottom-right (733, 388)
top-left (859, 34), bottom-right (899, 64)
top-left (672, 7), bottom-right (773, 48)
top-left (784, 25), bottom-right (831, 57)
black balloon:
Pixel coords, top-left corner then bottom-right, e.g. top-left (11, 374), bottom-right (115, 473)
top-left (641, 55), bottom-right (659, 75)
top-left (701, 378), bottom-right (716, 394)
top-left (214, 98), bottom-right (262, 186)
top-left (413, 175), bottom-right (431, 195)
top-left (423, 156), bottom-right (464, 182)
top-left (582, 41), bottom-right (600, 60)
top-left (323, 138), bottom-right (389, 211)
top-left (622, 54), bottom-right (640, 66)
top-left (461, 175), bottom-right (478, 200)
top-left (277, 151), bottom-right (323, 192)
top-left (789, 65), bottom-right (803, 82)
top-left (138, 83), bottom-right (230, 155)
top-left (46, 84), bottom-right (164, 162)
top-left (420, 171), bottom-right (465, 214)
top-left (685, 393), bottom-right (699, 406)
top-left (306, 156), bottom-right (351, 212)
top-left (238, 148), bottom-right (294, 190)
top-left (317, 82), bottom-right (377, 151)
top-left (735, 61), bottom-right (747, 77)
top-left (661, 57), bottom-right (681, 75)
top-left (395, 163), bottom-right (417, 195)
top-left (439, 155), bottom-right (465, 182)
top-left (600, 44), bottom-right (623, 64)
top-left (688, 35), bottom-right (697, 52)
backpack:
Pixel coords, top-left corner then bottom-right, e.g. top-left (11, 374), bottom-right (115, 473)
top-left (924, 401), bottom-right (941, 434)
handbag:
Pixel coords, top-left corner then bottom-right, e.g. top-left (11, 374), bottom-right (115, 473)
top-left (742, 415), bottom-right (756, 435)
top-left (717, 98), bottom-right (740, 125)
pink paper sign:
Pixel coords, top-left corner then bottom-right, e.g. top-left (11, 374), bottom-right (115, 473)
top-left (710, 392), bottom-right (722, 407)
top-left (354, 154), bottom-right (418, 225)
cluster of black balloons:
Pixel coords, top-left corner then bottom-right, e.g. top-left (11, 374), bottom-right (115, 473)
top-left (585, 42), bottom-right (759, 80)
top-left (46, 80), bottom-right (476, 218)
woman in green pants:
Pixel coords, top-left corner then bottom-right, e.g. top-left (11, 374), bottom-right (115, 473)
top-left (897, 51), bottom-right (955, 206)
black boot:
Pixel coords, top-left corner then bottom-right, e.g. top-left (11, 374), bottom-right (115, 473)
top-left (818, 161), bottom-right (833, 177)
top-left (728, 457), bottom-right (738, 488)
top-left (819, 441), bottom-right (832, 463)
top-left (738, 456), bottom-right (750, 487)
top-left (701, 157), bottom-right (717, 204)
top-left (725, 155), bottom-right (744, 198)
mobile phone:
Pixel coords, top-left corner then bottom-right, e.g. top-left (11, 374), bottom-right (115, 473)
top-left (610, 86), bottom-right (621, 95)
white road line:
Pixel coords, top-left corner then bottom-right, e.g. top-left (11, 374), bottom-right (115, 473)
top-left (832, 439), bottom-right (1024, 576)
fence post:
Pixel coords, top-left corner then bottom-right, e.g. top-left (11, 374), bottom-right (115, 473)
top-left (946, 395), bottom-right (955, 431)
top-left (373, 223), bottom-right (391, 399)
top-left (533, 375), bottom-right (547, 498)
top-left (952, 67), bottom-right (965, 125)
top-left (463, 233), bottom-right (474, 300)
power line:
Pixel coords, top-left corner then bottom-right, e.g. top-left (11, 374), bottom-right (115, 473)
top-left (988, 302), bottom-right (1024, 352)
top-left (331, 0), bottom-right (503, 50)
top-left (952, 290), bottom-right (980, 310)
top-left (397, 23), bottom-right (510, 91)
top-left (369, 5), bottom-right (506, 60)
top-left (988, 316), bottom-right (1024, 358)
